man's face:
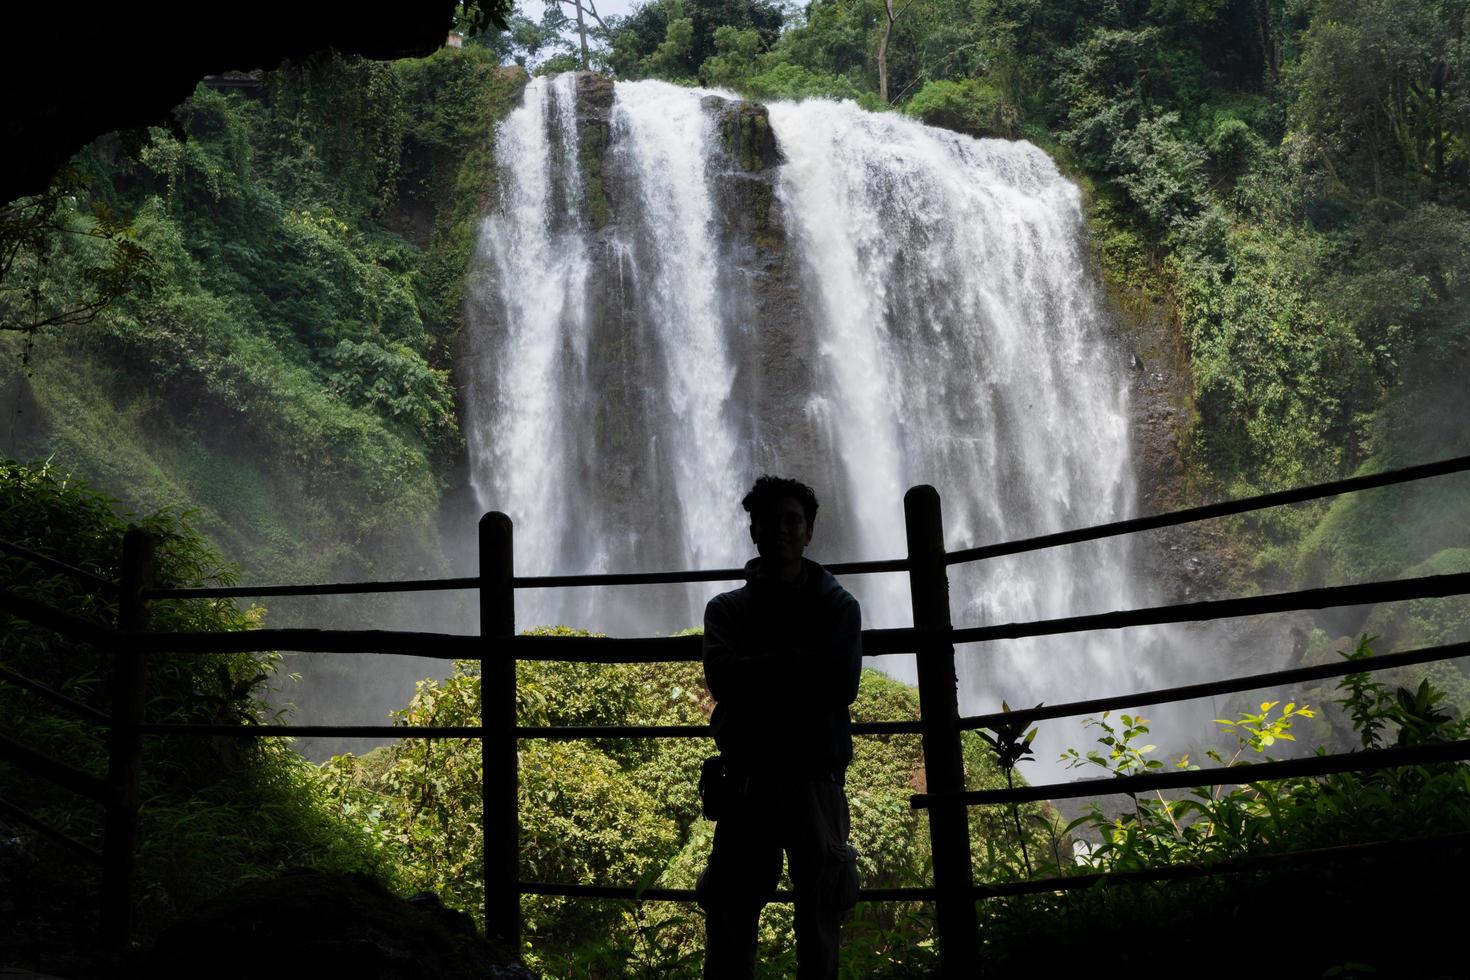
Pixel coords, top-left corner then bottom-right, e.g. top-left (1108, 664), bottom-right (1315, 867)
top-left (749, 495), bottom-right (813, 566)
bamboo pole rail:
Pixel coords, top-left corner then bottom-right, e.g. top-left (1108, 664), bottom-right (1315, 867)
top-left (959, 639), bottom-right (1470, 732)
top-left (107, 571), bottom-right (1470, 660)
top-left (480, 513), bottom-right (519, 951)
top-left (905, 485), bottom-right (980, 973)
top-left (912, 737), bottom-right (1470, 809)
top-left (101, 526), bottom-right (151, 948)
top-left (945, 453), bottom-right (1470, 566)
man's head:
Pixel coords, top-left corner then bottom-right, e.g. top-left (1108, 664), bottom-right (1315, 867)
top-left (742, 475), bottom-right (818, 571)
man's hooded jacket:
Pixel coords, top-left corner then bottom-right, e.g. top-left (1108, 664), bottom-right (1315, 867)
top-left (702, 557), bottom-right (863, 779)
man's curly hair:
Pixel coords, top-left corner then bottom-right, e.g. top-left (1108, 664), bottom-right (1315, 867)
top-left (741, 475), bottom-right (819, 528)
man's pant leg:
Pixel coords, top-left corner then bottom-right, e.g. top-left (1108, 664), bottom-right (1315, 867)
top-left (699, 786), bottom-right (783, 980)
top-left (786, 781), bottom-right (858, 980)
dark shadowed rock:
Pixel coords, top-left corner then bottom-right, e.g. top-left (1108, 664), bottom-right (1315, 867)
top-left (141, 870), bottom-right (535, 980)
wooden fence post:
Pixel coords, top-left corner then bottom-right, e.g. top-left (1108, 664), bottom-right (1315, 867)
top-left (480, 512), bottom-right (519, 951)
top-left (102, 525), bottom-right (153, 949)
top-left (904, 486), bottom-right (979, 977)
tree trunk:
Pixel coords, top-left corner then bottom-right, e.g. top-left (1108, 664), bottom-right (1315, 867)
top-left (879, 0), bottom-right (895, 104)
top-left (1257, 0), bottom-right (1278, 87)
top-left (574, 0), bottom-right (590, 69)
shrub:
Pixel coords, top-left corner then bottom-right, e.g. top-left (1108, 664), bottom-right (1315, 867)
top-left (903, 78), bottom-right (1019, 139)
top-left (0, 460), bottom-right (386, 946)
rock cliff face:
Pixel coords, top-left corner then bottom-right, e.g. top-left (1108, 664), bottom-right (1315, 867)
top-left (575, 73), bottom-right (806, 462)
top-left (703, 94), bottom-right (833, 487)
top-left (572, 75), bottom-right (809, 471)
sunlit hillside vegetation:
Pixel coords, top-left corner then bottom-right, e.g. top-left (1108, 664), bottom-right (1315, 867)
top-left (1, 50), bottom-right (524, 584)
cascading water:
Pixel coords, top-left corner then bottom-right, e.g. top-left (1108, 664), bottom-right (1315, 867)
top-left (465, 74), bottom-right (750, 634)
top-left (463, 74), bottom-right (1176, 762)
top-left (767, 101), bottom-right (1148, 703)
top-left (466, 73), bottom-right (593, 619)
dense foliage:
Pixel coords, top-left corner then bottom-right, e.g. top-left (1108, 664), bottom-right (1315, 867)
top-left (318, 629), bottom-right (1052, 977)
top-left (0, 47), bottom-right (526, 584)
top-left (0, 462), bottom-right (388, 964)
top-left (973, 636), bottom-right (1470, 978)
top-left (302, 624), bottom-right (1470, 977)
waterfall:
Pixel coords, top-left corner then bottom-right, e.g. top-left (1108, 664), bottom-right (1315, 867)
top-left (465, 73), bottom-right (593, 619)
top-left (767, 101), bottom-right (1145, 703)
top-left (465, 76), bottom-right (753, 633)
top-left (463, 75), bottom-right (1169, 752)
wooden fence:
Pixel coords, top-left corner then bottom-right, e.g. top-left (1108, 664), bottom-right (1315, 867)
top-left (3, 454), bottom-right (1470, 974)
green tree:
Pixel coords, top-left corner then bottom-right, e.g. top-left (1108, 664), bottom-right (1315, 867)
top-left (0, 170), bottom-right (154, 346)
top-left (1289, 0), bottom-right (1470, 199)
top-left (699, 25), bottom-right (765, 87)
top-left (606, 0), bottom-right (784, 81)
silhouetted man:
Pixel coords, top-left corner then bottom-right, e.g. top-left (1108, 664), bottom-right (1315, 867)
top-left (697, 476), bottom-right (862, 980)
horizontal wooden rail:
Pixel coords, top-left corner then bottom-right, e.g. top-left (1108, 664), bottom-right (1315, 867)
top-left (515, 556), bottom-right (910, 590)
top-left (0, 537), bottom-right (119, 594)
top-left (946, 454), bottom-right (1470, 567)
top-left (518, 881), bottom-right (935, 902)
top-left (137, 723), bottom-right (484, 738)
top-left (521, 832), bottom-right (1470, 904)
top-left (45, 573), bottom-right (1466, 663)
top-left (912, 737), bottom-right (1470, 809)
top-left (142, 558), bottom-right (914, 602)
top-left (128, 627), bottom-right (476, 657)
top-left (513, 626), bottom-right (919, 663)
top-left (0, 588), bottom-right (114, 645)
top-left (130, 455), bottom-right (1470, 602)
top-left (517, 568), bottom-right (744, 589)
top-left (145, 576), bottom-right (482, 601)
top-left (959, 639), bottom-right (1470, 732)
top-left (0, 731), bottom-right (113, 804)
top-left (517, 723), bottom-right (710, 739)
top-left (0, 664), bottom-right (112, 726)
top-left (137, 719), bottom-right (924, 739)
top-left (118, 626), bottom-right (922, 662)
top-left (826, 558), bottom-right (911, 578)
top-left (951, 571), bottom-right (1470, 646)
top-left (14, 574), bottom-right (1467, 670)
top-left (515, 719), bottom-right (923, 739)
top-left (520, 834), bottom-right (1470, 905)
top-left (101, 631), bottom-right (1470, 742)
top-left (122, 629), bottom-right (693, 660)
top-left (0, 797), bottom-right (103, 864)
top-left (969, 829), bottom-right (1470, 900)
top-left (515, 633), bottom-right (702, 662)
top-left (520, 882), bottom-right (705, 901)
